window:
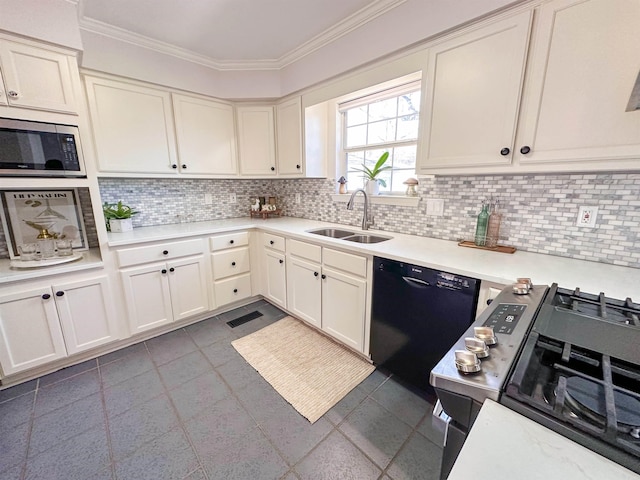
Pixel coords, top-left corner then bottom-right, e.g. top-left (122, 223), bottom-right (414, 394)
top-left (341, 82), bottom-right (421, 193)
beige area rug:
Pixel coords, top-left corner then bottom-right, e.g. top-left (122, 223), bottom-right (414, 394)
top-left (231, 316), bottom-right (375, 423)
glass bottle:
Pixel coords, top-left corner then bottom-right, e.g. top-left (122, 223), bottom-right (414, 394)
top-left (486, 199), bottom-right (502, 248)
top-left (474, 201), bottom-right (489, 246)
top-left (37, 228), bottom-right (56, 258)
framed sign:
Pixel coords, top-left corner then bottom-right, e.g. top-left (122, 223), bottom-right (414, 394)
top-left (0, 189), bottom-right (88, 259)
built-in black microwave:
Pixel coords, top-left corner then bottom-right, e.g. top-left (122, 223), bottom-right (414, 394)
top-left (0, 118), bottom-right (86, 177)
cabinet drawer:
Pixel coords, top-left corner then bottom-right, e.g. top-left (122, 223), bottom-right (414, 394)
top-left (214, 274), bottom-right (252, 306)
top-left (117, 238), bottom-right (204, 267)
top-left (263, 233), bottom-right (285, 252)
top-left (209, 232), bottom-right (249, 251)
top-left (212, 247), bottom-right (251, 280)
top-left (323, 248), bottom-right (367, 278)
top-left (288, 239), bottom-right (321, 263)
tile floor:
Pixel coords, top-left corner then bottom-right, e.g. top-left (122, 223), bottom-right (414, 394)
top-left (0, 300), bottom-right (443, 480)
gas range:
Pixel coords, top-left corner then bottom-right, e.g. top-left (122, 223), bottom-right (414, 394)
top-left (430, 282), bottom-right (640, 479)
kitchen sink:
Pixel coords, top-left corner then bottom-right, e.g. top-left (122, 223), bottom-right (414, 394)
top-left (342, 234), bottom-right (392, 244)
top-left (306, 228), bottom-right (358, 238)
top-left (307, 228), bottom-right (392, 244)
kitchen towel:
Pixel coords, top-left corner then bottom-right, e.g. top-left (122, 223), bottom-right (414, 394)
top-left (231, 316), bottom-right (375, 423)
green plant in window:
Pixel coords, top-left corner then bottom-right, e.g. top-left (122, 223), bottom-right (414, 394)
top-left (351, 151), bottom-right (391, 187)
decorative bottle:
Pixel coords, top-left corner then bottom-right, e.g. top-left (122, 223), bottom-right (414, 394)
top-left (486, 199), bottom-right (502, 248)
top-left (474, 201), bottom-right (489, 246)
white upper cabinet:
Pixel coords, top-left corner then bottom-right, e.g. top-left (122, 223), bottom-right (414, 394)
top-left (276, 97), bottom-right (303, 176)
top-left (172, 94), bottom-right (238, 175)
top-left (237, 105), bottom-right (277, 176)
top-left (84, 75), bottom-right (178, 174)
top-left (0, 38), bottom-right (77, 114)
top-left (515, 0), bottom-right (640, 169)
top-left (418, 11), bottom-right (532, 171)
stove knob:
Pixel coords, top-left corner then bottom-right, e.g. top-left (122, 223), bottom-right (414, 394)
top-left (516, 277), bottom-right (533, 290)
top-left (474, 326), bottom-right (497, 346)
top-left (512, 282), bottom-right (530, 295)
top-left (454, 350), bottom-right (481, 374)
top-left (464, 337), bottom-right (490, 358)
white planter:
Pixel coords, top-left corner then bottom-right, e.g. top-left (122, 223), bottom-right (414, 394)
top-left (109, 218), bottom-right (133, 233)
top-left (365, 179), bottom-right (380, 195)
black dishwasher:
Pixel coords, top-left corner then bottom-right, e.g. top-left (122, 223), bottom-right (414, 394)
top-left (370, 257), bottom-right (480, 393)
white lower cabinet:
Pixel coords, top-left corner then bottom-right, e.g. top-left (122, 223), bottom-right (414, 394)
top-left (287, 255), bottom-right (321, 328)
top-left (0, 276), bottom-right (117, 376)
top-left (260, 233), bottom-right (287, 309)
top-left (210, 231), bottom-right (252, 308)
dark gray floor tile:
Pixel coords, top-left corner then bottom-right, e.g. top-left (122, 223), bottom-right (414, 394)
top-left (29, 393), bottom-right (104, 457)
top-left (158, 350), bottom-right (212, 390)
top-left (185, 316), bottom-right (234, 348)
top-left (114, 427), bottom-right (199, 480)
top-left (255, 302), bottom-right (288, 321)
top-left (370, 377), bottom-right (430, 428)
top-left (0, 379), bottom-right (37, 403)
top-left (146, 329), bottom-right (197, 365)
top-left (359, 369), bottom-right (390, 395)
top-left (386, 432), bottom-right (442, 480)
top-left (0, 391), bottom-right (34, 428)
top-left (295, 430), bottom-right (381, 480)
top-left (38, 359), bottom-right (97, 387)
top-left (98, 342), bottom-right (147, 366)
top-left (0, 420), bottom-right (30, 472)
top-left (217, 307), bottom-right (255, 323)
top-left (215, 356), bottom-right (261, 390)
top-left (182, 469), bottom-right (207, 480)
top-left (201, 339), bottom-right (241, 367)
top-left (281, 473), bottom-right (300, 480)
top-left (104, 369), bottom-right (165, 418)
top-left (168, 371), bottom-right (230, 422)
top-left (109, 394), bottom-right (180, 460)
top-left (235, 376), bottom-right (292, 424)
top-left (324, 385), bottom-right (368, 425)
top-left (260, 409), bottom-right (333, 465)
top-left (0, 463), bottom-right (23, 480)
top-left (34, 369), bottom-right (100, 417)
top-left (199, 426), bottom-right (288, 480)
top-left (100, 347), bottom-right (155, 387)
top-left (338, 397), bottom-right (413, 469)
top-left (231, 315), bottom-right (280, 338)
top-left (185, 396), bottom-right (255, 445)
top-left (24, 424), bottom-right (111, 480)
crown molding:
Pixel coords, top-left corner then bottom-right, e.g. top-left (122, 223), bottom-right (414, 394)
top-left (78, 0), bottom-right (406, 71)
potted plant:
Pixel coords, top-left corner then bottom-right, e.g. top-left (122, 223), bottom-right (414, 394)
top-left (351, 151), bottom-right (391, 195)
top-left (103, 201), bottom-right (138, 232)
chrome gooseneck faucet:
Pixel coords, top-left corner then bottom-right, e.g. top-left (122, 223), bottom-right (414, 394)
top-left (346, 188), bottom-right (373, 230)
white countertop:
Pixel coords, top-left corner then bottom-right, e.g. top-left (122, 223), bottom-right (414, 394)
top-left (106, 216), bottom-right (640, 300)
top-left (449, 399), bottom-right (640, 480)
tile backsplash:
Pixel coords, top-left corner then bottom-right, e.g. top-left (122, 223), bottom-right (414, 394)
top-left (97, 173), bottom-right (640, 269)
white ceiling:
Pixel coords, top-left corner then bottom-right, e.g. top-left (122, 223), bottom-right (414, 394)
top-left (78, 0), bottom-right (405, 69)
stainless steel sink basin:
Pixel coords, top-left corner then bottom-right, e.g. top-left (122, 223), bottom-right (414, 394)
top-left (307, 228), bottom-right (357, 238)
top-left (342, 234), bottom-right (392, 244)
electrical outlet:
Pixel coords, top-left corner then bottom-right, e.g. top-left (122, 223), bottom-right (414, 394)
top-left (295, 193), bottom-right (301, 204)
top-left (576, 206), bottom-right (598, 227)
top-left (426, 198), bottom-right (445, 216)
top-left (204, 193), bottom-right (213, 205)
top-left (229, 193), bottom-right (237, 204)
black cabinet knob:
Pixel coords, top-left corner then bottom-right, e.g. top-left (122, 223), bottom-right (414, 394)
top-left (233, 288), bottom-right (238, 293)
top-left (169, 267), bottom-right (175, 272)
top-left (296, 164), bottom-right (300, 169)
top-left (321, 274), bottom-right (326, 279)
top-left (520, 146), bottom-right (531, 155)
top-left (270, 240), bottom-right (274, 245)
top-left (172, 164), bottom-right (178, 169)
top-left (500, 147), bottom-right (510, 156)
top-left (487, 298), bottom-right (494, 305)
top-left (162, 269), bottom-right (167, 274)
top-left (42, 293), bottom-right (51, 300)
top-left (182, 164), bottom-right (187, 169)
top-left (229, 240), bottom-right (234, 244)
top-left (163, 250), bottom-right (168, 255)
top-left (279, 259), bottom-right (284, 264)
top-left (56, 291), bottom-right (64, 297)
top-left (231, 261), bottom-right (236, 266)
top-left (314, 271), bottom-right (319, 277)
top-left (270, 166), bottom-right (275, 171)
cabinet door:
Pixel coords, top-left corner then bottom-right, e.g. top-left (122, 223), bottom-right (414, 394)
top-left (0, 68), bottom-right (8, 106)
top-left (237, 106), bottom-right (277, 175)
top-left (418, 11), bottom-right (532, 170)
top-left (286, 256), bottom-right (321, 328)
top-left (276, 97), bottom-right (303, 175)
top-left (121, 263), bottom-right (174, 334)
top-left (0, 40), bottom-right (76, 114)
top-left (516, 0), bottom-right (640, 167)
top-left (167, 255), bottom-right (210, 321)
top-left (172, 94), bottom-right (238, 175)
top-left (52, 276), bottom-right (118, 355)
top-left (263, 248), bottom-right (287, 309)
top-left (84, 76), bottom-right (178, 174)
top-left (0, 287), bottom-right (67, 375)
top-left (321, 267), bottom-right (367, 352)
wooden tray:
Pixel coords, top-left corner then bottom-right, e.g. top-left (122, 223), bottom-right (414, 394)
top-left (458, 241), bottom-right (516, 254)
top-left (250, 209), bottom-right (282, 219)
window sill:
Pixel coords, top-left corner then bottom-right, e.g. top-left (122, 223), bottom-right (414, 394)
top-left (331, 194), bottom-right (420, 207)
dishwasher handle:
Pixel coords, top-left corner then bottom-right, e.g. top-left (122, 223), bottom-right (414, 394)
top-left (402, 276), bottom-right (431, 287)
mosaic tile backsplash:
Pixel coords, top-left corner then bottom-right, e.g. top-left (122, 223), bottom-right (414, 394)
top-left (96, 173), bottom-right (640, 269)
top-left (3, 174), bottom-right (637, 268)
